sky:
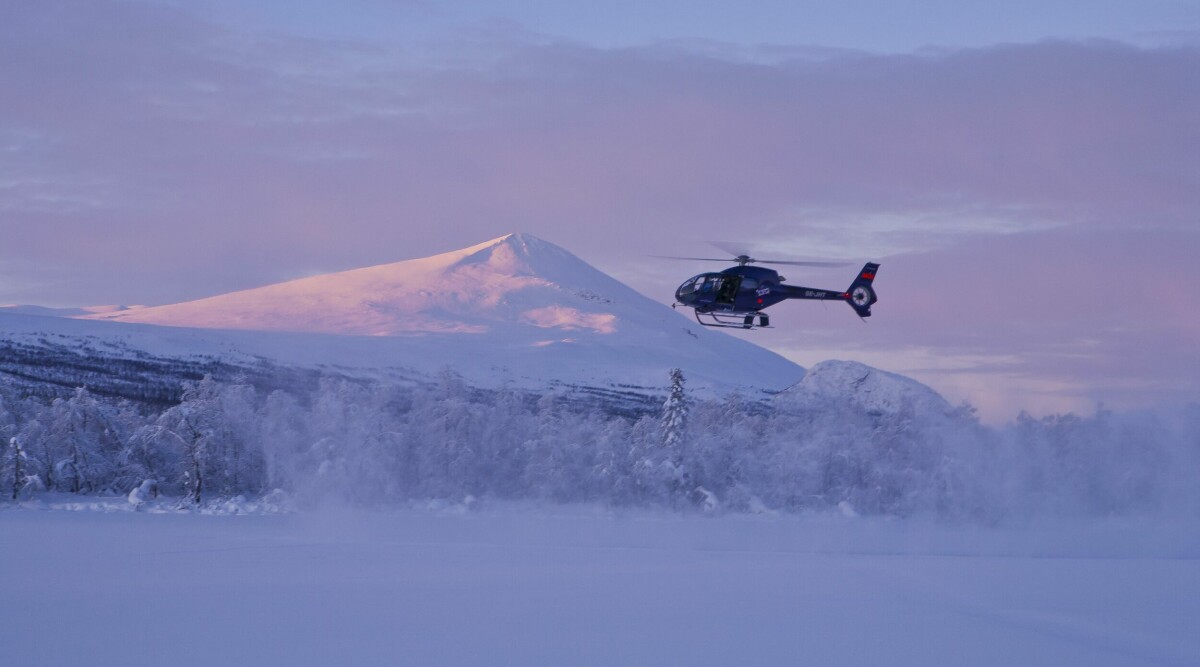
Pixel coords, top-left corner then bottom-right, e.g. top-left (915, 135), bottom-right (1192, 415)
top-left (1, 0), bottom-right (1198, 420)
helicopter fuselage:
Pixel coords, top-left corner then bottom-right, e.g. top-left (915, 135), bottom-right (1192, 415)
top-left (673, 263), bottom-right (879, 328)
top-left (675, 266), bottom-right (789, 313)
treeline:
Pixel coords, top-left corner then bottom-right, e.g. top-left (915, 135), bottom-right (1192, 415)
top-left (1, 371), bottom-right (1197, 519)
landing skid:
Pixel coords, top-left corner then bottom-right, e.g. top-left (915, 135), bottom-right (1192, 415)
top-left (693, 310), bottom-right (771, 329)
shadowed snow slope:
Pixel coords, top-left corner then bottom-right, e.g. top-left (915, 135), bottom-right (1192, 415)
top-left (0, 234), bottom-right (807, 394)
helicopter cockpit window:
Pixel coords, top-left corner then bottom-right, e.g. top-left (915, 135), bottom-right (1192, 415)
top-left (679, 276), bottom-right (701, 295)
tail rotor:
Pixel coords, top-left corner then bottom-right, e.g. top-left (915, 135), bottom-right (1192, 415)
top-left (845, 263), bottom-right (880, 318)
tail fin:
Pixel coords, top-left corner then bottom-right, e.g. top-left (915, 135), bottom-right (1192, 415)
top-left (845, 263), bottom-right (879, 318)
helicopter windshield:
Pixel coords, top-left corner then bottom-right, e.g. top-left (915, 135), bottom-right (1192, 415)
top-left (678, 274), bottom-right (704, 296)
top-left (678, 273), bottom-right (740, 302)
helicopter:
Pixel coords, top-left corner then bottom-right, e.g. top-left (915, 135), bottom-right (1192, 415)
top-left (666, 248), bottom-right (879, 329)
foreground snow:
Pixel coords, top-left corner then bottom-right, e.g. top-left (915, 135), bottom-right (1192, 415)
top-left (2, 506), bottom-right (1196, 666)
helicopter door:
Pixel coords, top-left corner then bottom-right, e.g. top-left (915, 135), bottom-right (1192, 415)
top-left (715, 276), bottom-right (741, 305)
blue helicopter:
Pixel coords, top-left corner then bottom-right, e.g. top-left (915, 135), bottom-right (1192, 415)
top-left (668, 249), bottom-right (879, 329)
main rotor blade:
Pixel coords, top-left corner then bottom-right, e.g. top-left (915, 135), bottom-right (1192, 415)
top-left (709, 240), bottom-right (849, 268)
top-left (755, 259), bottom-right (851, 268)
top-left (709, 240), bottom-right (755, 257)
top-left (652, 255), bottom-right (736, 262)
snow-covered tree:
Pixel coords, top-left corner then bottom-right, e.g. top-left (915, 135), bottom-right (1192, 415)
top-left (0, 397), bottom-right (16, 500)
top-left (16, 415), bottom-right (52, 493)
top-left (660, 368), bottom-right (689, 456)
top-left (210, 377), bottom-right (262, 497)
top-left (149, 375), bottom-right (261, 504)
top-left (44, 387), bottom-right (123, 493)
top-left (256, 389), bottom-right (307, 493)
top-left (3, 437), bottom-right (26, 501)
top-left (120, 422), bottom-right (172, 495)
top-left (0, 365), bottom-right (1195, 519)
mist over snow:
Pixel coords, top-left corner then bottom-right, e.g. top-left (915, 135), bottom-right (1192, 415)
top-left (2, 364), bottom-right (1197, 522)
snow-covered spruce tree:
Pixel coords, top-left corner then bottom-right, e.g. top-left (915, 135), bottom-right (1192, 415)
top-left (660, 368), bottom-right (688, 456)
top-left (655, 368), bottom-right (689, 503)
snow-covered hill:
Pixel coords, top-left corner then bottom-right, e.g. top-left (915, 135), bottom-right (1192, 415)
top-left (1, 234), bottom-right (806, 397)
top-left (776, 359), bottom-right (953, 416)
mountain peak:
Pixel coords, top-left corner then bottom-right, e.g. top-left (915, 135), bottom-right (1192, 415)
top-left (67, 233), bottom-right (804, 394)
top-left (497, 231), bottom-right (543, 245)
top-left (79, 234), bottom-right (631, 337)
top-left (450, 233), bottom-right (597, 282)
top-left (460, 232), bottom-right (549, 255)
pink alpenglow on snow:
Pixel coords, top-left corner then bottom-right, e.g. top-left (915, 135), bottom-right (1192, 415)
top-left (521, 306), bottom-right (617, 334)
top-left (85, 234), bottom-right (622, 337)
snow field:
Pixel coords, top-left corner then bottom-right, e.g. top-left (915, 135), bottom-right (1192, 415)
top-left (1, 507), bottom-right (1196, 667)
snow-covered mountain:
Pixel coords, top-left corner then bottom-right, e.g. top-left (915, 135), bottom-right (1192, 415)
top-left (776, 360), bottom-right (953, 416)
top-left (81, 233), bottom-right (676, 337)
top-left (1, 234), bottom-right (806, 397)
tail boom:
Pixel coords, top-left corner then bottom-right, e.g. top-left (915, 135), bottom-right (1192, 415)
top-left (772, 262), bottom-right (879, 317)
